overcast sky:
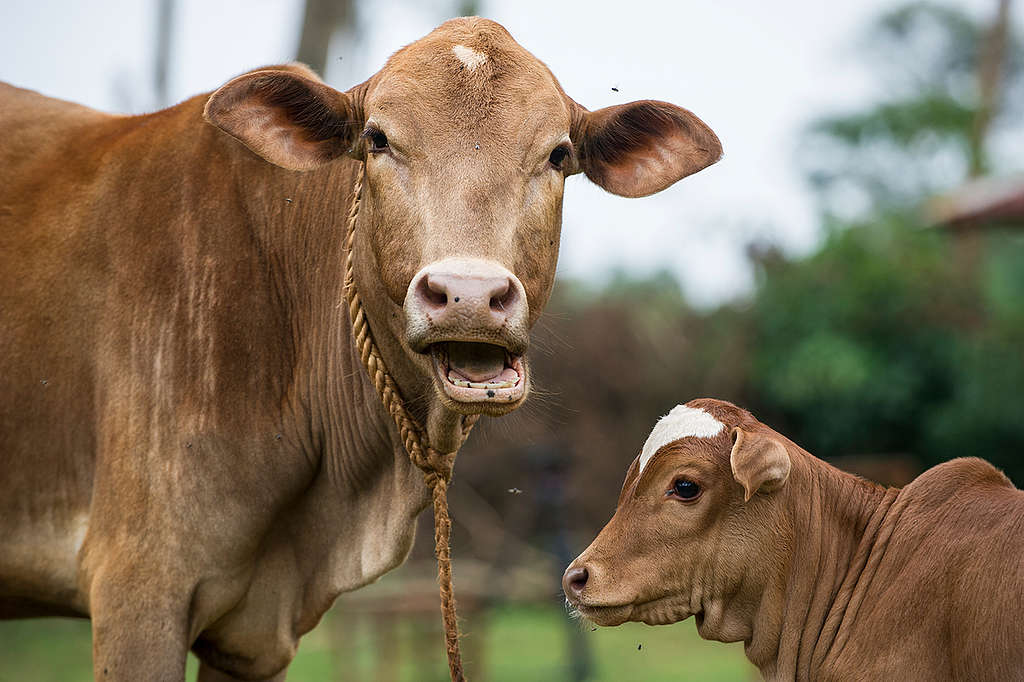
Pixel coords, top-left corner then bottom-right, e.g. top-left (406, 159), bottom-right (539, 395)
top-left (2, 0), bottom-right (1018, 305)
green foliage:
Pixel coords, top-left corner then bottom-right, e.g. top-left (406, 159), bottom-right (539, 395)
top-left (922, 233), bottom-right (1024, 471)
top-left (746, 213), bottom-right (1024, 483)
top-left (749, 214), bottom-right (962, 457)
top-left (813, 94), bottom-right (976, 148)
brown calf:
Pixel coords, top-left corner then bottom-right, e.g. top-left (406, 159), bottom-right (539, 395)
top-left (564, 398), bottom-right (1024, 681)
top-left (0, 18), bottom-right (720, 682)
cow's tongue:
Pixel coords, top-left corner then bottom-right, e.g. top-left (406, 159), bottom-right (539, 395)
top-left (446, 342), bottom-right (509, 383)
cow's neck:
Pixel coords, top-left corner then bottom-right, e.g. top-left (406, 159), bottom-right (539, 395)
top-left (245, 161), bottom-right (385, 470)
top-left (244, 155), bottom-right (465, 478)
top-left (745, 451), bottom-right (897, 681)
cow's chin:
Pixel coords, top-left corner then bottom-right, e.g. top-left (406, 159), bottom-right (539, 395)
top-left (429, 341), bottom-right (527, 416)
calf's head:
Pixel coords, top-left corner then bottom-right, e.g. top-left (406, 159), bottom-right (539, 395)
top-left (204, 18), bottom-right (721, 424)
top-left (563, 399), bottom-right (794, 638)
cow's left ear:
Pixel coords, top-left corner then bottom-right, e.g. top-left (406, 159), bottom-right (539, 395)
top-left (574, 100), bottom-right (721, 198)
top-left (204, 68), bottom-right (361, 171)
top-left (730, 427), bottom-right (791, 502)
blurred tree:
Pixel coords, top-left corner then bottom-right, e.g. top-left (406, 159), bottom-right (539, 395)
top-left (295, 0), bottom-right (481, 81)
top-left (801, 1), bottom-right (1023, 218)
top-left (747, 214), bottom-right (971, 459)
top-left (970, 0), bottom-right (1013, 176)
top-left (153, 0), bottom-right (175, 108)
top-left (297, 0), bottom-right (355, 77)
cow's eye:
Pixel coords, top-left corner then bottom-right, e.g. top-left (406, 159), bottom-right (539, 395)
top-left (548, 144), bottom-right (571, 170)
top-left (363, 127), bottom-right (389, 153)
top-left (670, 479), bottom-right (701, 501)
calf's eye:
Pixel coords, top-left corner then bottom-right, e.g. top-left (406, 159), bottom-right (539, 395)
top-left (671, 479), bottom-right (701, 501)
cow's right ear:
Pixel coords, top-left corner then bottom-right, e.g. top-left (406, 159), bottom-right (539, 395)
top-left (204, 70), bottom-right (360, 171)
top-left (574, 100), bottom-right (722, 198)
top-left (730, 427), bottom-right (791, 502)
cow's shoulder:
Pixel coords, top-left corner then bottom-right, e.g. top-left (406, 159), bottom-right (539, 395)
top-left (0, 81), bottom-right (109, 124)
top-left (0, 82), bottom-right (117, 195)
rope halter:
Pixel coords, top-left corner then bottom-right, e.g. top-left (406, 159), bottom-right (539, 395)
top-left (342, 162), bottom-right (479, 682)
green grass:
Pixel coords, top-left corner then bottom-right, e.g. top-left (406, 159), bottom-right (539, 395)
top-left (0, 604), bottom-right (755, 681)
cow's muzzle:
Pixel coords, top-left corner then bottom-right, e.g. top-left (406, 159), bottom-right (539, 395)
top-left (404, 258), bottom-right (530, 413)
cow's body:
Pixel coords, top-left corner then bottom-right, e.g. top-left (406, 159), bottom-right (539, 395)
top-left (0, 18), bottom-right (721, 681)
top-left (565, 399), bottom-right (1024, 681)
top-left (0, 78), bottom-right (416, 676)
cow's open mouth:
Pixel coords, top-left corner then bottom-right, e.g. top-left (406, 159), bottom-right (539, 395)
top-left (430, 341), bottom-right (526, 406)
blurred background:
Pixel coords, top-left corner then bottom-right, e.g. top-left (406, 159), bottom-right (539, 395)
top-left (2, 0), bottom-right (1022, 679)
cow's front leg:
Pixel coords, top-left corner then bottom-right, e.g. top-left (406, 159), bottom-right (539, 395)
top-left (89, 562), bottom-right (191, 681)
top-left (197, 661), bottom-right (288, 682)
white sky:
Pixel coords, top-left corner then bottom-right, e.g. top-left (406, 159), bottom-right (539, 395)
top-left (2, 0), bottom-right (1018, 306)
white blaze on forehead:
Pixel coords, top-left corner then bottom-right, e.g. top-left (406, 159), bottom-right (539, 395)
top-left (637, 405), bottom-right (725, 474)
top-left (452, 44), bottom-right (487, 70)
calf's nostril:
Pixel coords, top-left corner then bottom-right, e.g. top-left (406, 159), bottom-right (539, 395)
top-left (565, 565), bottom-right (589, 596)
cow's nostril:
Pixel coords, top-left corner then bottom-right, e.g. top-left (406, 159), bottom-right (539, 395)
top-left (490, 281), bottom-right (516, 312)
top-left (419, 275), bottom-right (447, 308)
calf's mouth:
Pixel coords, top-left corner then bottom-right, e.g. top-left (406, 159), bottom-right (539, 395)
top-left (570, 603), bottom-right (635, 627)
top-left (430, 341), bottom-right (526, 408)
top-left (570, 594), bottom-right (694, 628)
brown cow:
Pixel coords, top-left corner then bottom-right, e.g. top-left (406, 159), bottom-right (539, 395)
top-left (0, 17), bottom-right (720, 682)
top-left (564, 398), bottom-right (1024, 681)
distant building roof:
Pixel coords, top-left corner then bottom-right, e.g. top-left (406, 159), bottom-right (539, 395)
top-left (928, 174), bottom-right (1024, 227)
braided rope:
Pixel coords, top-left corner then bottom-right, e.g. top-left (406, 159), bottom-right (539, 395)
top-left (343, 163), bottom-right (478, 681)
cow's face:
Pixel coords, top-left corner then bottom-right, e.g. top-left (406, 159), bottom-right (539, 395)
top-left (204, 19), bottom-right (720, 424)
top-left (562, 400), bottom-right (793, 636)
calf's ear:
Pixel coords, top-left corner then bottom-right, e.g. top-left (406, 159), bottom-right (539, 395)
top-left (730, 427), bottom-right (791, 502)
top-left (204, 69), bottom-right (360, 171)
top-left (575, 100), bottom-right (721, 198)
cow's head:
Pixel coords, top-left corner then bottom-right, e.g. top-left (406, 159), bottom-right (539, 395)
top-left (204, 18), bottom-right (721, 438)
top-left (562, 399), bottom-right (794, 636)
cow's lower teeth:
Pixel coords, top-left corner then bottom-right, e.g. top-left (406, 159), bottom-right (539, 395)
top-left (447, 378), bottom-right (517, 389)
